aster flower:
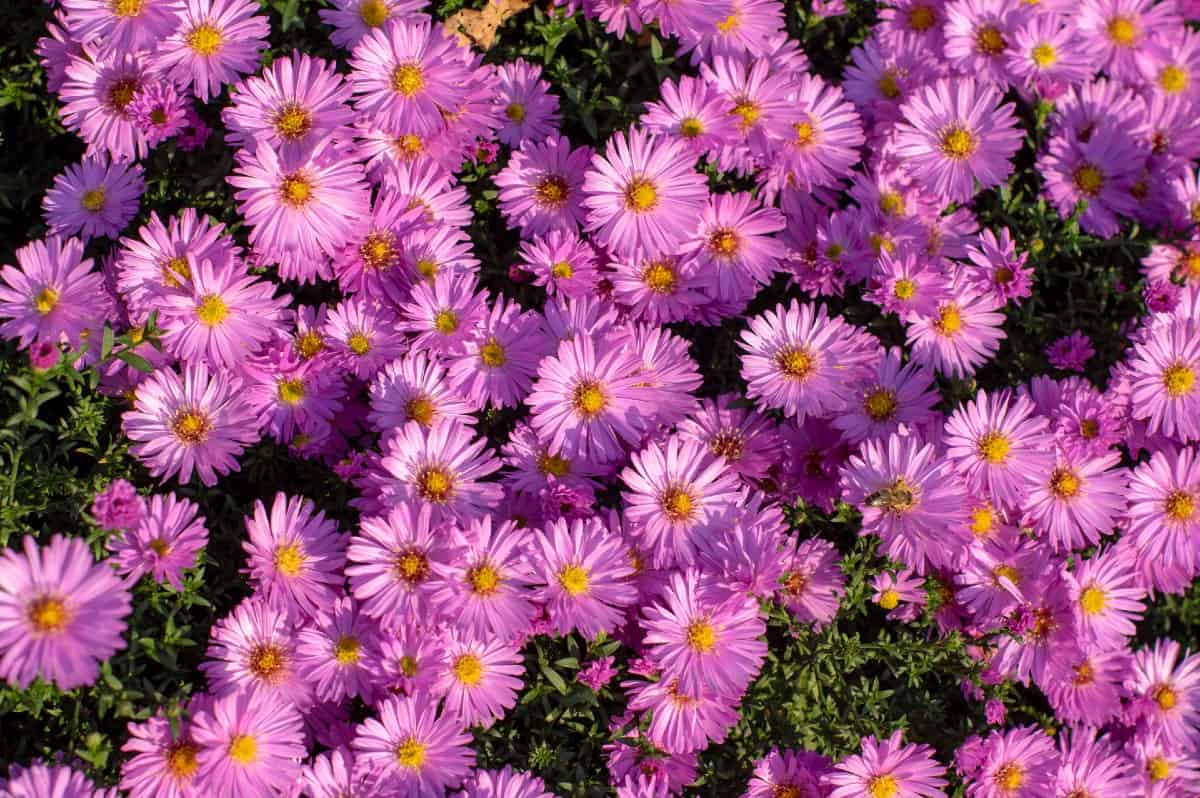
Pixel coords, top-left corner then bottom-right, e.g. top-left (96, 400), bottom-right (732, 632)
top-left (1127, 640), bottom-right (1200, 751)
top-left (739, 300), bottom-right (878, 421)
top-left (700, 55), bottom-right (801, 170)
top-left (1039, 126), bottom-right (1143, 238)
top-left (621, 434), bottom-right (743, 568)
top-left (494, 134), bottom-right (593, 236)
top-left (202, 599), bottom-right (312, 709)
top-left (766, 73), bottom-right (865, 194)
top-left (128, 82), bottom-right (190, 147)
top-left (107, 493), bottom-right (208, 591)
top-left (429, 515), bottom-right (537, 640)
top-left (685, 191), bottom-right (786, 303)
top-left (459, 766), bottom-right (555, 798)
top-left (91, 479), bottom-right (144, 532)
top-left (1021, 450), bottom-right (1126, 551)
top-left (833, 347), bottom-right (940, 444)
top-left (1, 761), bottom-right (103, 798)
top-left (892, 77), bottom-right (1022, 204)
top-left (348, 16), bottom-right (472, 135)
top-left (582, 128), bottom-right (709, 257)
top-left (495, 59), bottom-right (561, 147)
top-left (323, 297), bottom-right (405, 380)
top-left (1076, 0), bottom-right (1180, 80)
top-left (518, 230), bottom-right (599, 299)
top-left (382, 158), bottom-right (472, 228)
top-left (907, 285), bottom-right (1006, 379)
top-left (59, 51), bottom-right (152, 162)
top-left (120, 711), bottom-right (202, 798)
top-left (0, 235), bottom-right (106, 350)
top-left (966, 726), bottom-right (1058, 798)
top-left (641, 569), bottom-right (767, 697)
top-left (1041, 645), bottom-right (1130, 727)
top-left (942, 0), bottom-right (1026, 85)
top-left (400, 270), bottom-right (488, 357)
top-left (319, 0), bottom-right (426, 50)
top-left (0, 534), bottom-right (130, 689)
top-left (865, 247), bottom-right (951, 322)
top-left (1007, 14), bottom-right (1092, 94)
top-left (241, 350), bottom-right (344, 444)
top-left (640, 75), bottom-right (738, 161)
top-left (377, 420), bottom-right (503, 523)
top-left (123, 362), bottom-right (261, 487)
top-left (192, 688), bottom-right (305, 798)
top-left (677, 394), bottom-right (782, 481)
top-left (242, 492), bottom-right (347, 618)
top-left (624, 675), bottom-right (740, 755)
top-left (60, 0), bottom-right (181, 54)
top-left (351, 693), bottom-right (475, 796)
top-left (301, 748), bottom-right (380, 798)
top-left (369, 350), bottom-right (474, 432)
top-left (346, 502), bottom-right (455, 620)
top-left (529, 516), bottom-right (637, 638)
top-left (1127, 446), bottom-right (1200, 573)
top-left (1127, 318), bottom-right (1200, 441)
top-left (43, 155), bottom-right (144, 242)
top-left (578, 656), bottom-right (620, 691)
top-left (962, 228), bottom-right (1032, 307)
top-left (611, 252), bottom-right (708, 325)
top-left (1065, 545), bottom-right (1145, 650)
top-left (154, 0), bottom-right (269, 101)
top-left (228, 135), bottom-right (370, 283)
top-left (295, 596), bottom-right (379, 703)
top-left (828, 730), bottom-right (948, 798)
top-left (746, 748), bottom-right (832, 798)
top-left (434, 631), bottom-right (525, 728)
top-left (527, 333), bottom-right (650, 463)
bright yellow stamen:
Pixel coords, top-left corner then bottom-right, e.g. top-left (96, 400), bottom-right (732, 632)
top-left (165, 741), bottom-right (198, 779)
top-left (893, 278), bottom-right (916, 300)
top-left (248, 644), bottom-right (285, 680)
top-left (558, 565), bottom-right (590, 596)
top-left (82, 188), bottom-right (106, 212)
top-left (1079, 585), bottom-right (1106, 615)
top-left (878, 590), bottom-right (901, 611)
top-left (643, 260), bottom-right (678, 293)
top-left (347, 332), bottom-right (371, 356)
top-left (172, 411), bottom-right (211, 444)
top-left (1107, 16), bottom-right (1136, 46)
top-left (661, 487), bottom-right (695, 521)
top-left (776, 346), bottom-right (816, 379)
top-left (335, 635), bottom-right (360, 664)
top-left (416, 466), bottom-right (453, 503)
top-left (934, 304), bottom-right (962, 336)
top-left (994, 763), bottom-right (1024, 791)
top-left (468, 564), bottom-right (500, 595)
top-left (994, 564), bottom-right (1020, 585)
top-left (111, 0), bottom-right (144, 16)
top-left (679, 117), bottom-right (704, 138)
top-left (971, 505), bottom-right (995, 536)
top-left (394, 548), bottom-right (429, 583)
top-left (793, 120), bottom-right (816, 148)
top-left (392, 64), bottom-right (424, 97)
top-left (1154, 685), bottom-right (1178, 710)
top-left (27, 596), bottom-right (69, 633)
top-left (195, 294), bottom-right (228, 326)
top-left (1160, 65), bottom-right (1189, 93)
top-left (939, 125), bottom-right (978, 160)
top-left (280, 173), bottom-right (312, 207)
top-left (534, 175), bottom-right (569, 208)
top-left (433, 310), bottom-right (457, 334)
top-left (863, 389), bottom-right (898, 421)
top-left (187, 24), bottom-right (222, 56)
top-left (274, 543), bottom-right (305, 577)
top-left (504, 102), bottom-right (526, 122)
top-left (869, 774), bottom-right (898, 798)
top-left (686, 620), bottom-right (716, 652)
top-left (396, 738), bottom-right (426, 769)
top-left (732, 101), bottom-right (760, 129)
top-left (716, 12), bottom-right (739, 32)
top-left (1148, 758), bottom-right (1171, 781)
top-left (572, 380), bottom-right (606, 418)
top-left (624, 178), bottom-right (658, 212)
top-left (975, 25), bottom-right (1006, 55)
top-left (227, 734), bottom-right (256, 765)
top-left (149, 539), bottom-right (170, 557)
top-left (406, 396), bottom-right (435, 426)
top-left (1073, 165), bottom-right (1105, 197)
top-left (453, 653), bottom-right (483, 685)
top-left (1163, 362), bottom-right (1196, 397)
top-left (479, 338), bottom-right (506, 368)
top-left (1048, 467), bottom-right (1080, 499)
top-left (295, 330), bottom-right (324, 359)
top-left (1031, 42), bottom-right (1057, 67)
top-left (107, 78), bottom-right (138, 111)
top-left (977, 432), bottom-right (1011, 464)
top-left (358, 0), bottom-right (389, 27)
top-left (708, 229), bottom-right (740, 257)
top-left (1165, 490), bottom-right (1196, 522)
top-left (551, 261), bottom-right (573, 279)
top-left (34, 287), bottom-right (59, 316)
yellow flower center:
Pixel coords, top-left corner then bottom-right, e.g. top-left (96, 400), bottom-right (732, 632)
top-left (195, 294), bottom-right (228, 326)
top-left (280, 173), bottom-right (313, 207)
top-left (433, 310), bottom-right (458, 334)
top-left (82, 188), bottom-right (106, 212)
top-left (660, 487), bottom-right (695, 521)
top-left (686, 619), bottom-right (716, 652)
top-left (359, 231), bottom-right (398, 271)
top-left (558, 564), bottom-right (590, 596)
top-left (172, 410), bottom-right (212, 445)
top-left (708, 229), bottom-right (740, 258)
top-left (977, 432), bottom-right (1011, 464)
top-left (716, 11), bottom-right (739, 32)
top-left (643, 260), bottom-right (678, 294)
top-left (1073, 165), bottom-right (1105, 197)
top-left (347, 332), bottom-right (371, 356)
top-left (572, 380), bottom-right (606, 418)
top-left (939, 125), bottom-right (978, 160)
top-left (679, 117), bottom-right (704, 138)
top-left (415, 258), bottom-right (439, 281)
top-left (1162, 362), bottom-right (1196, 397)
top-left (453, 653), bottom-right (484, 685)
top-left (277, 378), bottom-right (305, 405)
top-left (165, 741), bottom-right (199, 779)
top-left (1107, 16), bottom-right (1136, 46)
top-left (399, 654), bottom-right (419, 676)
top-left (111, 0), bottom-right (145, 14)
top-left (971, 505), bottom-right (995, 536)
top-left (1079, 585), bottom-right (1106, 615)
top-left (869, 774), bottom-right (898, 798)
top-left (358, 0), bottom-right (389, 26)
top-left (274, 543), bottom-right (305, 577)
top-left (1032, 42), bottom-right (1057, 67)
top-left (794, 120), bottom-right (817, 148)
top-left (892, 278), bottom-right (916, 300)
top-left (416, 466), bottom-right (453, 503)
top-left (27, 596), bottom-right (69, 633)
top-left (624, 178), bottom-right (658, 212)
top-left (479, 338), bottom-right (507, 368)
top-left (534, 175), bottom-right (569, 208)
top-left (908, 4), bottom-right (935, 30)
top-left (776, 346), bottom-right (816, 380)
top-left (335, 635), bottom-right (360, 665)
top-left (34, 287), bottom-right (59, 316)
top-left (406, 396), bottom-right (435, 427)
top-left (551, 260), bottom-right (573, 279)
top-left (732, 101), bottom-right (760, 129)
top-left (878, 71), bottom-right (902, 99)
top-left (392, 64), bottom-right (424, 97)
top-left (295, 330), bottom-right (324, 359)
top-left (878, 479), bottom-right (917, 514)
top-left (227, 734), bottom-right (257, 765)
top-left (1148, 758), bottom-right (1171, 781)
top-left (107, 78), bottom-right (139, 111)
top-left (994, 564), bottom-right (1020, 585)
top-left (934, 304), bottom-right (962, 336)
top-left (505, 102), bottom-right (526, 122)
top-left (994, 763), bottom-right (1025, 792)
top-left (975, 25), bottom-right (1006, 55)
top-left (394, 548), bottom-right (429, 584)
top-left (1048, 467), bottom-right (1080, 499)
top-left (864, 389), bottom-right (898, 421)
top-left (468, 564), bottom-right (500, 595)
top-left (149, 539), bottom-right (170, 557)
top-left (1074, 661), bottom-right (1095, 685)
top-left (878, 589), bottom-right (901, 611)
top-left (537, 452), bottom-right (571, 478)
top-left (1154, 685), bottom-right (1178, 710)
top-left (1165, 490), bottom-right (1196, 522)
top-left (162, 256), bottom-right (192, 288)
top-left (396, 738), bottom-right (426, 769)
top-left (187, 24), bottom-right (222, 56)
top-left (271, 104), bottom-right (312, 141)
top-left (248, 644), bottom-right (285, 681)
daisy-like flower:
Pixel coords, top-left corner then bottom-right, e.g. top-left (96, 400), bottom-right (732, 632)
top-left (610, 252), bottom-right (708, 325)
top-left (1127, 446), bottom-right (1200, 570)
top-left (377, 421), bottom-right (503, 523)
top-left (400, 270), bottom-right (488, 357)
top-left (192, 688), bottom-right (305, 798)
top-left (159, 256), bottom-right (288, 370)
top-left (685, 191), bottom-right (786, 303)
top-left (892, 77), bottom-right (1022, 204)
top-left (154, 0), bottom-right (270, 101)
top-left (295, 596), bottom-right (379, 702)
top-left (202, 598), bottom-right (311, 708)
top-left (120, 711), bottom-right (202, 798)
top-left (333, 192), bottom-right (424, 296)
top-left (59, 52), bottom-right (151, 162)
top-left (1006, 14), bottom-right (1092, 93)
top-left (1076, 0), bottom-right (1180, 80)
top-left (382, 158), bottom-right (472, 228)
top-left (42, 155), bottom-right (144, 242)
top-left (448, 297), bottom-right (551, 410)
top-left (351, 693), bottom-right (475, 796)
top-left (1021, 450), bottom-right (1126, 551)
top-left (347, 502), bottom-right (454, 620)
top-left (394, 223), bottom-right (480, 294)
top-left (323, 297), bottom-right (405, 380)
top-left (123, 362), bottom-right (261, 487)
top-left (0, 534), bottom-right (130, 689)
top-left (107, 493), bottom-right (208, 591)
top-left (739, 300), bottom-right (878, 422)
top-left (828, 730), bottom-right (948, 798)
top-left (430, 516), bottom-right (536, 640)
top-left (0, 235), bottom-right (105, 349)
top-left (434, 631), bottom-right (525, 728)
top-left (700, 55), bottom-right (801, 170)
top-left (1127, 640), bottom-right (1200, 751)
top-left (1039, 126), bottom-right (1143, 238)
top-left (1064, 545), bottom-right (1145, 650)
top-left (368, 350), bottom-right (474, 432)
top-left (962, 228), bottom-right (1032, 307)
top-left (942, 0), bottom-right (1025, 85)
top-left (966, 726), bottom-right (1058, 798)
top-left (676, 394), bottom-right (782, 482)
top-left (301, 748), bottom-right (380, 798)
top-left (348, 16), bottom-right (472, 135)
top-left (1052, 731), bottom-right (1140, 798)
top-left (1127, 318), bottom-right (1200, 441)
top-left (640, 75), bottom-right (738, 161)
top-left (500, 421), bottom-right (604, 496)
top-left (865, 247), bottom-right (951, 322)
top-left (241, 350), bottom-right (344, 444)
top-left (872, 568), bottom-right (927, 621)
top-left (766, 73), bottom-right (864, 194)
top-left (842, 433), bottom-right (969, 574)
top-left (621, 434), bottom-right (743, 568)
top-left (1041, 645), bottom-right (1130, 727)
top-left (529, 516), bottom-right (638, 638)
top-left (494, 134), bottom-right (593, 236)
top-left (518, 230), bottom-right (599, 299)
top-left (60, 0), bottom-right (181, 55)
top-left (641, 569), bottom-right (767, 697)
top-left (746, 748), bottom-right (832, 798)
top-left (906, 284), bottom-right (1006, 379)
top-left (242, 492), bottom-right (347, 618)
top-left (1, 761), bottom-right (103, 798)
top-left (459, 766), bottom-right (555, 798)
top-left (129, 82), bottom-right (190, 146)
top-left (624, 675), bottom-right (740, 755)
top-left (833, 347), bottom-right (940, 444)
top-left (943, 390), bottom-right (1054, 511)
top-left (527, 333), bottom-right (650, 463)
top-left (319, 0), bottom-right (426, 50)
top-left (582, 128), bottom-right (709, 258)
top-left (223, 52), bottom-right (356, 160)
top-left (228, 135), bottom-right (370, 283)
top-left (495, 59), bottom-right (560, 147)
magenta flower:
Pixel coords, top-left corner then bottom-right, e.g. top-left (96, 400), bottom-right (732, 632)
top-left (323, 296), bottom-right (405, 380)
top-left (767, 73), bottom-right (865, 194)
top-left (123, 362), bottom-right (261, 487)
top-left (319, 0), bottom-right (425, 49)
top-left (1040, 126), bottom-right (1142, 238)
top-left (641, 75), bottom-right (737, 161)
top-left (377, 420), bottom-right (503, 524)
top-left (1127, 318), bottom-right (1200, 442)
top-left (242, 492), bottom-right (347, 618)
top-left (965, 726), bottom-right (1058, 798)
top-left (434, 630), bottom-right (525, 728)
top-left (347, 502), bottom-right (455, 620)
top-left (153, 0), bottom-right (270, 101)
top-left (1021, 450), bottom-right (1126, 551)
top-left (530, 516), bottom-right (637, 638)
top-left (1127, 640), bottom-right (1200, 751)
top-left (59, 52), bottom-right (151, 161)
top-left (368, 350), bottom-right (474, 432)
top-left (582, 128), bottom-right (709, 257)
top-left (43, 155), bottom-right (144, 242)
top-left (91, 479), bottom-right (144, 532)
top-left (828, 730), bottom-right (948, 798)
top-left (495, 59), bottom-right (561, 147)
top-left (201, 598), bottom-right (312, 709)
top-left (459, 766), bottom-right (555, 798)
top-left (494, 134), bottom-right (593, 236)
top-left (191, 688), bottom-right (306, 798)
top-left (107, 493), bottom-right (208, 591)
top-left (1, 761), bottom-right (103, 798)
top-left (833, 347), bottom-right (940, 444)
top-left (1127, 446), bottom-right (1200, 572)
top-left (518, 230), bottom-right (599, 299)
top-left (1042, 646), bottom-right (1130, 727)
top-left (0, 236), bottom-right (106, 350)
top-left (295, 596), bottom-right (380, 702)
top-left (351, 693), bottom-right (475, 795)
top-left (400, 270), bottom-right (488, 357)
top-left (61, 0), bottom-right (180, 55)
top-left (0, 534), bottom-right (130, 689)
top-left (578, 656), bottom-right (619, 691)
top-left (430, 516), bottom-right (536, 640)
top-left (685, 191), bottom-right (786, 303)
top-left (624, 675), bottom-right (740, 755)
top-left (129, 82), bottom-right (191, 146)
top-left (120, 711), bottom-right (202, 798)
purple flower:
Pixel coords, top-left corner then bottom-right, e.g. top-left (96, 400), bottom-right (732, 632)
top-left (91, 478), bottom-right (144, 531)
top-left (577, 656), bottom-right (619, 691)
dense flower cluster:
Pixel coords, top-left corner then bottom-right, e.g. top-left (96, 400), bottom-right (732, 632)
top-left (3, 0), bottom-right (1200, 794)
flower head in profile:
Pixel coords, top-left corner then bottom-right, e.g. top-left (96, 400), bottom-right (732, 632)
top-left (0, 534), bottom-right (131, 689)
top-left (191, 688), bottom-right (306, 798)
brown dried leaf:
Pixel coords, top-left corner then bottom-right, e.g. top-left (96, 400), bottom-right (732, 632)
top-left (443, 0), bottom-right (533, 50)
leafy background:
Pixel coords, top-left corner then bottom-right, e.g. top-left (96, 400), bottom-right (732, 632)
top-left (1, 0), bottom-right (1198, 794)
